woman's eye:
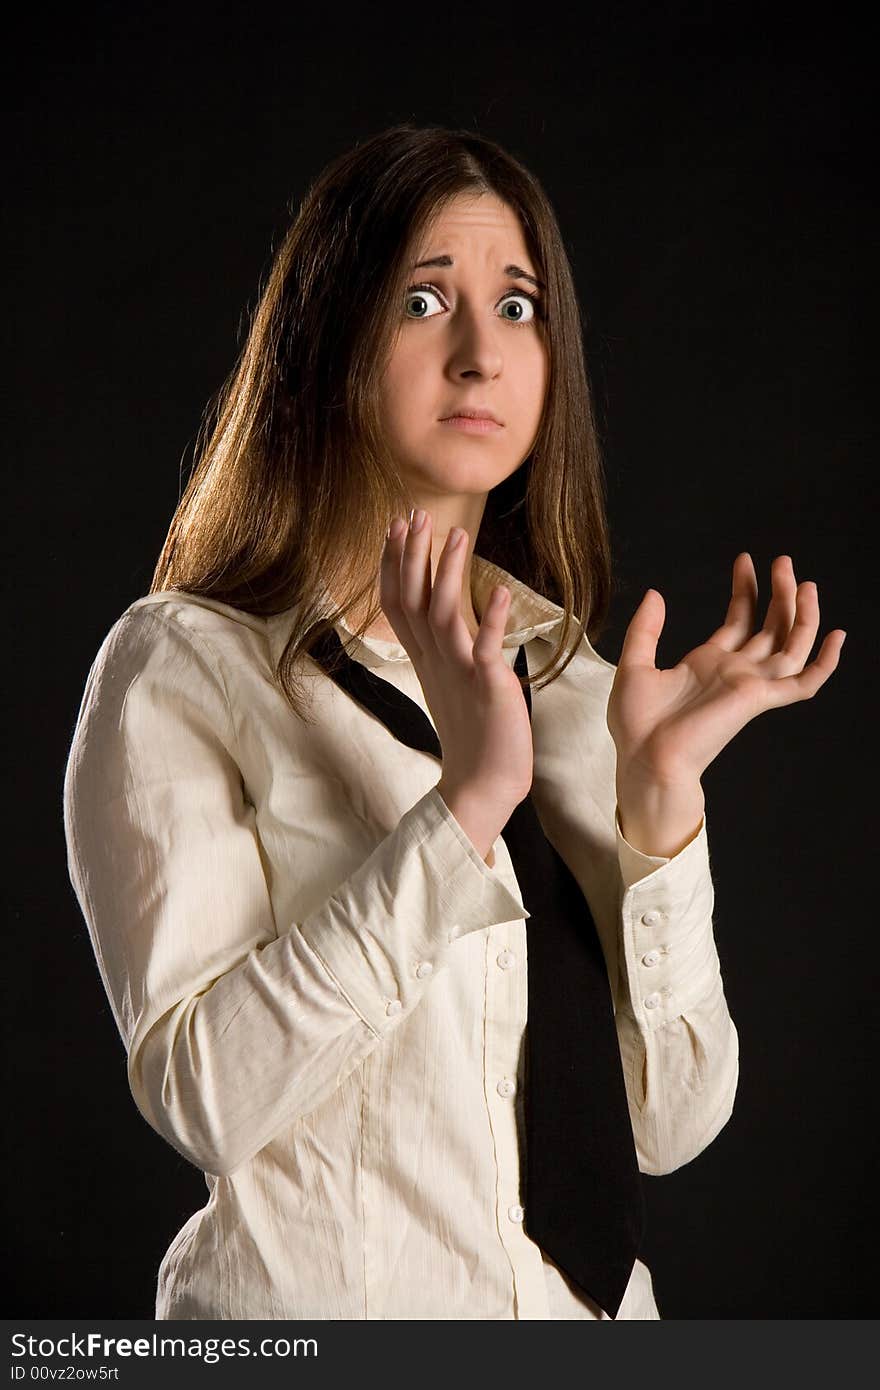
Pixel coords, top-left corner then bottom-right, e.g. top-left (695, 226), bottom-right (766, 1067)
top-left (497, 293), bottom-right (537, 325)
top-left (404, 285), bottom-right (540, 326)
top-left (404, 287), bottom-right (444, 319)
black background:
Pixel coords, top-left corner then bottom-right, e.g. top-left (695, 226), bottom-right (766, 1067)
top-left (5, 2), bottom-right (874, 1318)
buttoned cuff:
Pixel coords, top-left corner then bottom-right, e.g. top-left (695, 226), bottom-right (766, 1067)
top-left (617, 813), bottom-right (718, 1033)
top-left (298, 784), bottom-right (529, 1037)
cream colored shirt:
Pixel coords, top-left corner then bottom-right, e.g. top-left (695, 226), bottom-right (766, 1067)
top-left (62, 554), bottom-right (739, 1320)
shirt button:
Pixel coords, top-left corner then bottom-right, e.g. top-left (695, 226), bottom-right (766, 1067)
top-left (642, 909), bottom-right (662, 927)
top-left (385, 999), bottom-right (403, 1016)
top-left (497, 949), bottom-right (516, 970)
top-left (507, 1204), bottom-right (525, 1223)
top-left (642, 949), bottom-right (661, 967)
top-left (644, 991), bottom-right (662, 1009)
top-left (496, 1077), bottom-right (516, 1098)
top-left (415, 961), bottom-right (433, 978)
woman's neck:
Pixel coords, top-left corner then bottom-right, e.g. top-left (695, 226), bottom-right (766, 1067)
top-left (348, 581), bottom-right (482, 644)
top-left (334, 505), bottom-right (487, 643)
top-left (340, 551), bottom-right (482, 644)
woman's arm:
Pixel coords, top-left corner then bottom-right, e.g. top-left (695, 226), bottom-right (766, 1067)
top-left (527, 629), bottom-right (739, 1181)
top-left (63, 606), bottom-right (528, 1179)
top-left (603, 552), bottom-right (843, 1176)
top-left (612, 807), bottom-right (739, 1176)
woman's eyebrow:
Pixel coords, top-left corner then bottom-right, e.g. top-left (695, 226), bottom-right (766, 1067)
top-left (411, 253), bottom-right (545, 291)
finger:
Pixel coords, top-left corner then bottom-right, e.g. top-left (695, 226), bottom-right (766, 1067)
top-left (618, 588), bottom-right (665, 670)
top-left (399, 508), bottom-right (439, 655)
top-left (743, 555), bottom-right (798, 660)
top-left (705, 553), bottom-right (758, 651)
top-left (764, 579), bottom-right (821, 675)
top-left (472, 584), bottom-right (512, 679)
top-left (379, 515), bottom-right (420, 655)
top-left (760, 628), bottom-right (847, 707)
top-left (427, 526), bottom-right (480, 665)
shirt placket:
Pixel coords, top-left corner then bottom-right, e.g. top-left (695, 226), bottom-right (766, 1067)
top-left (482, 839), bottom-right (552, 1320)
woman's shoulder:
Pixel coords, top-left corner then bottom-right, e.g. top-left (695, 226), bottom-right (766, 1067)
top-left (79, 592), bottom-right (276, 707)
top-left (99, 591), bottom-right (270, 664)
top-left (122, 590), bottom-right (268, 638)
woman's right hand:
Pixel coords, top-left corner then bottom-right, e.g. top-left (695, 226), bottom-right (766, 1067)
top-left (379, 509), bottom-right (534, 860)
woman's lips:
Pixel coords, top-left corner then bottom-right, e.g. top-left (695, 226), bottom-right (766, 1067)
top-left (439, 416), bottom-right (504, 434)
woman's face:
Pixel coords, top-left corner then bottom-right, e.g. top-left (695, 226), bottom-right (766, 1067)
top-left (378, 192), bottom-right (549, 505)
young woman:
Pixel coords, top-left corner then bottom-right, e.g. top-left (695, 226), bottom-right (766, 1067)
top-left (63, 124), bottom-right (844, 1321)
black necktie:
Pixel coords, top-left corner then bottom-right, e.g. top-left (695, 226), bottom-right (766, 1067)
top-left (308, 627), bottom-right (646, 1318)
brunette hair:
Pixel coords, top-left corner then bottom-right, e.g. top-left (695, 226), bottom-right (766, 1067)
top-left (149, 122), bottom-right (612, 720)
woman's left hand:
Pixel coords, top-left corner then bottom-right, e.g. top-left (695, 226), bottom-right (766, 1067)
top-left (607, 552), bottom-right (846, 788)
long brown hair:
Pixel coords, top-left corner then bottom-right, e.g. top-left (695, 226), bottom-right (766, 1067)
top-left (149, 123), bottom-right (612, 721)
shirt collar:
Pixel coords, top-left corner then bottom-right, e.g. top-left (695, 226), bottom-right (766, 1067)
top-left (266, 552), bottom-right (574, 672)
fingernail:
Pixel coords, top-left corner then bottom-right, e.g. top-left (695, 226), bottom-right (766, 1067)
top-left (387, 516), bottom-right (405, 541)
top-left (410, 508), bottom-right (427, 532)
top-left (447, 526), bottom-right (465, 550)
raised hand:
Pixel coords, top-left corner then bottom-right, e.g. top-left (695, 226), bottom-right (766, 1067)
top-left (607, 552), bottom-right (847, 790)
top-left (380, 508), bottom-right (534, 861)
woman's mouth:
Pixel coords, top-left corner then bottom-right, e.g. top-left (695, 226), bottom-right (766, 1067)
top-left (439, 417), bottom-right (504, 434)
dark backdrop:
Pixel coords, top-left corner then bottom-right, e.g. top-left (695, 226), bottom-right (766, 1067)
top-left (6, 3), bottom-right (873, 1319)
